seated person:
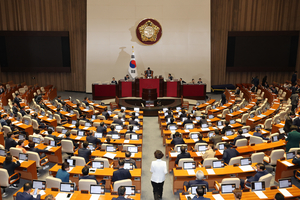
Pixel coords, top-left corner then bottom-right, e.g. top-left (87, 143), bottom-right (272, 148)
top-left (190, 79), bottom-right (195, 84)
top-left (129, 116), bottom-right (139, 126)
top-left (175, 146), bottom-right (191, 165)
top-left (232, 129), bottom-right (246, 146)
top-left (112, 159), bottom-right (132, 183)
top-left (73, 122), bottom-right (80, 131)
top-left (240, 163), bottom-right (269, 189)
top-left (0, 114), bottom-right (8, 126)
top-left (12, 102), bottom-right (19, 116)
top-left (86, 130), bottom-right (101, 146)
top-left (209, 129), bottom-right (222, 148)
top-left (78, 141), bottom-right (91, 163)
top-left (126, 125), bottom-right (135, 134)
top-left (124, 74), bottom-right (130, 81)
top-left (56, 161), bottom-right (70, 182)
top-left (119, 109), bottom-right (126, 118)
top-left (107, 125), bottom-right (118, 135)
top-left (20, 106), bottom-right (26, 116)
top-left (24, 110), bottom-right (31, 118)
top-left (6, 119), bottom-right (19, 134)
top-left (292, 150), bottom-right (300, 177)
top-left (192, 185), bottom-right (210, 200)
top-left (97, 122), bottom-right (107, 134)
top-left (16, 140), bottom-right (27, 153)
top-left (274, 193), bottom-right (284, 200)
top-left (182, 115), bottom-right (193, 127)
top-left (145, 67), bottom-right (152, 78)
top-left (3, 155), bottom-right (20, 189)
top-left (194, 107), bottom-right (202, 117)
top-left (111, 77), bottom-right (117, 84)
top-left (28, 141), bottom-right (47, 159)
top-left (197, 78), bottom-right (203, 84)
top-left (16, 182), bottom-right (40, 200)
top-left (201, 144), bottom-right (215, 160)
top-left (79, 166), bottom-right (98, 184)
top-left (253, 128), bottom-right (269, 140)
top-left (171, 132), bottom-right (185, 145)
top-left (32, 113), bottom-right (47, 129)
top-left (0, 85), bottom-right (5, 95)
top-left (167, 118), bottom-right (176, 127)
top-left (112, 186), bottom-right (133, 200)
top-left (33, 130), bottom-right (44, 142)
top-left (165, 110), bottom-right (173, 120)
top-left (57, 96), bottom-right (63, 104)
top-left (124, 151), bottom-right (137, 168)
top-left (74, 104), bottom-right (82, 117)
top-left (56, 108), bottom-right (67, 122)
top-left (221, 121), bottom-right (231, 135)
top-left (61, 102), bottom-right (69, 112)
top-left (222, 142), bottom-right (239, 164)
top-left (235, 87), bottom-right (240, 95)
top-left (101, 107), bottom-right (110, 119)
top-left (113, 115), bottom-right (123, 126)
top-left (179, 78), bottom-right (186, 84)
top-left (179, 110), bottom-right (187, 120)
top-left (46, 128), bottom-right (61, 142)
top-left (195, 134), bottom-right (207, 144)
top-left (64, 131), bottom-right (79, 149)
top-left (82, 97), bottom-right (89, 106)
top-left (184, 170), bottom-right (209, 191)
top-left (197, 116), bottom-right (208, 127)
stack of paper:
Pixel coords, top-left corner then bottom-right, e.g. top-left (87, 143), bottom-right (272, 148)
top-left (184, 130), bottom-right (190, 133)
top-left (185, 194), bottom-right (195, 199)
top-left (103, 153), bottom-right (117, 159)
top-left (201, 128), bottom-right (210, 131)
top-left (69, 125), bottom-right (75, 128)
top-left (282, 161), bottom-right (294, 167)
top-left (123, 140), bottom-right (130, 143)
top-left (222, 136), bottom-right (229, 140)
top-left (278, 189), bottom-right (293, 197)
top-left (212, 194), bottom-right (224, 200)
top-left (187, 170), bottom-right (196, 175)
top-left (67, 167), bottom-right (74, 172)
top-left (196, 152), bottom-right (202, 156)
top-left (75, 136), bottom-right (82, 140)
top-left (83, 127), bottom-right (89, 130)
top-left (254, 191), bottom-right (268, 199)
top-left (170, 152), bottom-right (179, 157)
top-left (239, 165), bottom-right (254, 172)
top-left (89, 194), bottom-right (100, 200)
top-left (242, 133), bottom-right (252, 137)
top-left (218, 150), bottom-right (224, 154)
top-left (206, 169), bottom-right (215, 174)
top-left (56, 193), bottom-right (73, 200)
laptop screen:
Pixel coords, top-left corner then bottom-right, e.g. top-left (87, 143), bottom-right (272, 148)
top-left (62, 129), bottom-right (68, 134)
top-left (134, 118), bottom-right (140, 123)
top-left (111, 134), bottom-right (120, 139)
top-left (255, 125), bottom-right (261, 131)
top-left (115, 125), bottom-right (123, 130)
top-left (86, 106), bottom-right (90, 110)
top-left (107, 110), bottom-right (112, 115)
top-left (217, 121), bottom-right (223, 126)
top-left (88, 144), bottom-right (95, 151)
top-left (191, 134), bottom-right (198, 139)
top-left (91, 115), bottom-right (96, 119)
top-left (41, 111), bottom-right (45, 116)
top-left (250, 113), bottom-right (255, 118)
top-left (198, 145), bottom-right (207, 152)
top-left (124, 162), bottom-right (133, 170)
top-left (127, 146), bottom-right (138, 153)
top-left (164, 112), bottom-right (168, 116)
top-left (24, 119), bottom-right (29, 125)
top-left (221, 184), bottom-right (236, 194)
top-left (32, 180), bottom-right (46, 190)
top-left (130, 134), bottom-right (139, 140)
top-left (70, 110), bottom-right (74, 114)
top-left (60, 183), bottom-right (74, 193)
top-left (230, 119), bottom-right (235, 124)
top-left (49, 140), bottom-right (56, 147)
top-left (48, 114), bottom-right (53, 119)
top-left (78, 131), bottom-right (85, 136)
top-left (286, 152), bottom-right (295, 160)
top-left (169, 125), bottom-right (177, 130)
top-left (121, 107), bottom-right (126, 111)
top-left (32, 137), bottom-right (40, 144)
top-left (124, 186), bottom-right (135, 196)
top-left (213, 160), bottom-right (224, 168)
top-left (208, 131), bottom-right (214, 138)
top-left (225, 130), bottom-right (234, 136)
top-left (176, 107), bottom-right (181, 111)
top-left (242, 128), bottom-right (248, 133)
top-left (183, 162), bottom-right (196, 170)
top-left (279, 178), bottom-right (292, 188)
top-left (85, 122), bottom-right (91, 127)
top-left (201, 123), bottom-right (208, 128)
top-left (240, 158), bottom-right (252, 166)
top-left (133, 126), bottom-right (139, 131)
top-left (195, 116), bottom-right (201, 121)
top-left (0, 149), bottom-right (6, 157)
top-left (90, 185), bottom-right (105, 195)
top-left (19, 134), bottom-right (25, 140)
top-left (72, 120), bottom-right (77, 125)
top-left (134, 108), bottom-right (139, 112)
top-left (208, 115), bottom-right (214, 119)
top-left (185, 124), bottom-right (193, 129)
top-left (279, 128), bottom-right (284, 134)
top-left (251, 181), bottom-right (265, 191)
top-left (106, 146), bottom-right (116, 152)
top-left (92, 161), bottom-right (104, 169)
top-left (163, 108), bottom-right (168, 112)
top-left (19, 153), bottom-right (28, 161)
top-left (65, 159), bottom-right (76, 167)
top-left (272, 135), bottom-right (278, 142)
top-left (94, 132), bottom-right (103, 138)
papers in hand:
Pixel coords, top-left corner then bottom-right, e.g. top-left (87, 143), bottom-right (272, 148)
top-left (103, 153), bottom-right (117, 159)
top-left (70, 125), bottom-right (75, 128)
top-left (278, 189), bottom-right (293, 197)
top-left (254, 191), bottom-right (268, 199)
top-left (212, 194), bottom-right (224, 200)
top-left (282, 161), bottom-right (294, 167)
top-left (187, 169), bottom-right (196, 175)
top-left (239, 165), bottom-right (254, 172)
top-left (206, 169), bottom-right (215, 174)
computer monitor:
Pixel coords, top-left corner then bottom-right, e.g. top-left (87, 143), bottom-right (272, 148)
top-left (212, 105), bottom-right (216, 109)
top-left (240, 158), bottom-right (252, 166)
top-left (127, 146), bottom-right (138, 153)
top-left (169, 125), bottom-right (177, 131)
top-left (183, 162), bottom-right (196, 170)
top-left (107, 110), bottom-right (112, 115)
top-left (133, 126), bottom-right (139, 131)
top-left (121, 107), bottom-right (126, 111)
top-left (134, 118), bottom-right (140, 123)
top-left (279, 128), bottom-right (285, 134)
top-left (16, 116), bottom-right (21, 121)
top-left (217, 121), bottom-right (223, 126)
top-left (163, 108), bottom-right (168, 112)
top-left (49, 140), bottom-right (56, 147)
top-left (65, 159), bottom-right (76, 167)
top-left (218, 144), bottom-right (225, 150)
top-left (212, 160), bottom-right (224, 168)
top-left (286, 152), bottom-right (295, 160)
top-left (176, 146), bottom-right (182, 152)
top-left (85, 122), bottom-right (91, 127)
top-left (91, 115), bottom-right (96, 120)
top-left (279, 178), bottom-right (292, 188)
top-left (0, 149), bottom-right (6, 157)
top-left (91, 161), bottom-right (104, 169)
top-left (271, 135), bottom-right (279, 142)
top-left (78, 131), bottom-right (85, 136)
top-left (71, 120), bottom-right (77, 125)
top-left (70, 110), bottom-right (74, 114)
top-left (230, 119), bottom-right (235, 124)
top-left (86, 106), bottom-right (90, 110)
top-left (225, 130), bottom-right (234, 136)
top-left (242, 128), bottom-right (248, 133)
top-left (229, 109), bottom-right (233, 113)
top-left (48, 114), bottom-right (53, 119)
top-left (111, 134), bottom-right (120, 139)
top-left (191, 185), bottom-right (206, 195)
top-left (88, 144), bottom-right (95, 151)
top-left (115, 125), bottom-right (123, 130)
top-left (106, 146), bottom-right (116, 152)
top-left (24, 119), bottom-right (29, 125)
top-left (201, 123), bottom-right (208, 128)
top-left (32, 137), bottom-right (40, 144)
top-left (130, 134), bottom-right (139, 140)
top-left (134, 108), bottom-right (140, 112)
top-left (124, 162), bottom-right (133, 170)
top-left (255, 125), bottom-right (261, 131)
top-left (221, 184), bottom-right (236, 194)
top-left (60, 183), bottom-right (74, 193)
top-left (208, 131), bottom-right (214, 138)
top-left (32, 180), bottom-right (46, 190)
top-left (19, 153), bottom-right (28, 161)
top-left (19, 134), bottom-right (25, 140)
top-left (198, 145), bottom-right (207, 152)
top-left (195, 116), bottom-right (201, 121)
top-left (94, 132), bottom-right (103, 138)
top-left (251, 181), bottom-right (265, 191)
top-left (90, 185), bottom-right (105, 195)
top-left (124, 186), bottom-right (135, 196)
top-left (250, 113), bottom-right (255, 118)
top-left (257, 110), bottom-right (261, 115)
top-left (191, 133), bottom-right (198, 139)
top-left (185, 124), bottom-right (193, 129)
top-left (41, 111), bottom-right (45, 116)
top-left (208, 115), bottom-right (214, 119)
top-left (164, 112), bottom-right (168, 116)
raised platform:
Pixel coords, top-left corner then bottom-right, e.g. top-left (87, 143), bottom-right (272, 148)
top-left (118, 98), bottom-right (182, 116)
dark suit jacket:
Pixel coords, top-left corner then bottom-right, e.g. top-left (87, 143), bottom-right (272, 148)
top-left (235, 89), bottom-right (240, 95)
top-left (113, 119), bottom-right (123, 125)
top-left (96, 126), bottom-right (107, 134)
top-left (223, 148), bottom-right (239, 164)
top-left (13, 106), bottom-right (19, 115)
top-left (74, 107), bottom-right (82, 116)
top-left (124, 76), bottom-right (130, 81)
top-left (111, 80), bottom-right (117, 84)
top-left (284, 117), bottom-right (293, 133)
top-left (145, 70), bottom-right (152, 77)
top-left (5, 138), bottom-right (17, 150)
top-left (82, 100), bottom-right (89, 106)
top-left (171, 137), bottom-right (185, 145)
top-left (253, 132), bottom-right (269, 140)
top-left (112, 196), bottom-right (130, 200)
top-left (292, 73), bottom-right (297, 83)
top-left (246, 170), bottom-right (269, 186)
top-left (195, 140), bottom-right (207, 144)
top-left (221, 126), bottom-right (231, 135)
top-left (112, 168), bottom-right (132, 183)
top-left (197, 119), bottom-right (208, 127)
top-left (16, 192), bottom-right (40, 200)
top-left (210, 135), bottom-right (223, 146)
top-left (232, 135), bottom-right (246, 145)
top-left (102, 111), bottom-right (110, 119)
top-left (221, 93), bottom-right (226, 105)
top-left (175, 152), bottom-right (191, 165)
top-left (0, 119), bottom-right (7, 126)
top-left (129, 120), bottom-right (139, 126)
top-left (185, 179), bottom-right (209, 190)
top-left (79, 175), bottom-right (98, 184)
top-left (14, 97), bottom-right (21, 108)
top-left (286, 130), bottom-right (300, 152)
top-left (78, 148), bottom-right (91, 163)
top-left (86, 135), bottom-right (101, 145)
top-left (3, 161), bottom-right (20, 176)
top-left (183, 119), bottom-right (193, 127)
top-left (293, 117), bottom-right (300, 131)
top-left (20, 110), bottom-right (26, 116)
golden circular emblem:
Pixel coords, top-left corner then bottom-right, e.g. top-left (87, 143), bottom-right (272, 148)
top-left (136, 18), bottom-right (162, 45)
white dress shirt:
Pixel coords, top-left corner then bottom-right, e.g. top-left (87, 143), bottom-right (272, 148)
top-left (150, 159), bottom-right (167, 183)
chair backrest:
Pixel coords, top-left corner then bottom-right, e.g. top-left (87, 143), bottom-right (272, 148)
top-left (123, 144), bottom-right (135, 151)
top-left (174, 144), bottom-right (187, 152)
top-left (3, 126), bottom-right (12, 137)
top-left (279, 111), bottom-right (287, 121)
top-left (71, 156), bottom-right (86, 166)
top-left (46, 176), bottom-right (62, 189)
top-left (101, 143), bottom-right (113, 150)
top-left (251, 152), bottom-right (265, 163)
top-left (235, 139), bottom-right (247, 147)
top-left (93, 122), bottom-right (100, 127)
top-left (27, 152), bottom-right (41, 167)
top-left (44, 137), bottom-right (54, 144)
top-left (228, 156), bottom-right (243, 166)
top-left (178, 158), bottom-right (194, 168)
top-left (221, 178), bottom-right (240, 189)
top-left (9, 147), bottom-right (23, 158)
top-left (258, 173), bottom-right (272, 188)
top-left (78, 179), bottom-right (97, 192)
top-left (23, 116), bottom-right (32, 125)
top-left (249, 136), bottom-right (263, 145)
top-left (0, 144), bottom-right (4, 150)
top-left (202, 158), bottom-right (218, 168)
top-left (264, 118), bottom-right (272, 129)
top-left (32, 119), bottom-right (39, 130)
top-left (79, 120), bottom-right (86, 126)
top-left (205, 105), bottom-right (211, 114)
top-left (55, 126), bottom-right (64, 133)
top-left (54, 114), bottom-right (62, 124)
top-left (269, 149), bottom-right (285, 165)
top-left (194, 143), bottom-right (208, 151)
top-left (97, 115), bottom-right (106, 120)
top-left (61, 140), bottom-right (74, 154)
top-left (113, 179), bottom-right (132, 192)
top-left (270, 133), bottom-right (279, 141)
top-left (0, 168), bottom-right (10, 187)
top-left (289, 148), bottom-right (300, 153)
top-left (73, 110), bottom-right (80, 119)
top-left (94, 157), bottom-right (110, 168)
top-left (241, 126), bottom-right (250, 131)
top-left (17, 112), bottom-right (23, 121)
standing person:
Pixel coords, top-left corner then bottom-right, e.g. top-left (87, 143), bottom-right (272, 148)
top-left (284, 112), bottom-right (295, 134)
top-left (150, 150), bottom-right (167, 200)
top-left (221, 91), bottom-right (226, 105)
top-left (262, 76), bottom-right (267, 87)
top-left (16, 182), bottom-right (41, 200)
top-left (285, 125), bottom-right (300, 152)
top-left (292, 71), bottom-right (297, 85)
top-left (290, 91), bottom-right (299, 112)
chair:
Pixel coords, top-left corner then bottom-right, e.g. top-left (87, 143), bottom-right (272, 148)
top-left (235, 139), bottom-right (247, 147)
top-left (32, 119), bottom-right (39, 130)
top-left (264, 149), bottom-right (285, 166)
top-left (256, 92), bottom-right (264, 101)
top-left (90, 105), bottom-right (99, 115)
top-left (174, 144), bottom-right (187, 152)
top-left (101, 143), bottom-right (114, 150)
top-left (17, 112), bottom-right (23, 121)
top-left (9, 147), bottom-right (23, 158)
top-left (0, 168), bottom-right (20, 197)
top-left (217, 109), bottom-right (229, 119)
top-left (251, 152), bottom-right (265, 164)
top-left (23, 116), bottom-right (32, 125)
top-left (3, 126), bottom-right (12, 137)
top-left (184, 123), bottom-right (194, 130)
top-left (110, 96), bottom-right (119, 110)
top-left (236, 113), bottom-right (249, 124)
top-left (214, 178), bottom-right (240, 191)
top-left (70, 156), bottom-right (87, 166)
top-left (260, 118), bottom-right (272, 130)
top-left (61, 140), bottom-right (75, 154)
top-left (255, 89), bottom-right (261, 97)
top-left (55, 126), bottom-right (65, 133)
top-left (0, 144), bottom-right (4, 149)
top-left (71, 130), bottom-right (78, 135)
top-left (258, 174), bottom-right (272, 188)
top-left (289, 148), bottom-right (300, 153)
top-left (228, 156), bottom-right (243, 166)
top-left (194, 143), bottom-right (208, 152)
top-left (241, 126), bottom-right (250, 132)
top-left (201, 105), bottom-right (211, 115)
top-left (123, 144), bottom-right (136, 151)
top-left (46, 176), bottom-right (62, 189)
top-left (93, 122), bottom-right (100, 127)
top-left (216, 142), bottom-right (226, 149)
top-left (73, 110), bottom-right (80, 119)
top-left (270, 133), bottom-right (279, 141)
top-left (279, 92), bottom-right (286, 101)
top-left (54, 114), bottom-right (66, 125)
top-left (27, 152), bottom-right (49, 174)
top-left (249, 136), bottom-right (263, 145)
top-left (178, 158), bottom-right (194, 168)
top-left (79, 120), bottom-right (86, 126)
top-left (112, 179), bottom-right (132, 192)
top-left (46, 110), bottom-right (52, 116)
top-left (97, 115), bottom-right (106, 120)
top-left (94, 157), bottom-right (112, 168)
top-left (44, 137), bottom-right (54, 144)
top-left (202, 158), bottom-right (218, 168)
top-left (79, 179), bottom-right (97, 192)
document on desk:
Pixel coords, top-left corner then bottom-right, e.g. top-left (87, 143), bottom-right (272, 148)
top-left (195, 152), bottom-right (202, 156)
top-left (254, 191), bottom-right (268, 199)
top-left (58, 134), bottom-right (65, 138)
top-left (12, 121), bottom-right (19, 125)
top-left (170, 152), bottom-right (179, 157)
top-left (67, 167), bottom-right (74, 172)
top-left (89, 194), bottom-right (101, 200)
top-left (103, 153), bottom-right (117, 159)
top-left (206, 169), bottom-right (215, 175)
top-left (123, 140), bottom-right (130, 143)
top-left (242, 133), bottom-right (252, 137)
top-left (83, 127), bottom-right (89, 130)
top-left (278, 189), bottom-right (293, 197)
top-left (281, 161), bottom-right (294, 167)
top-left (222, 136), bottom-right (229, 140)
top-left (218, 150), bottom-right (224, 154)
top-left (187, 170), bottom-right (196, 175)
top-left (75, 136), bottom-right (82, 140)
top-left (184, 130), bottom-right (190, 133)
top-left (249, 119), bottom-right (255, 121)
top-left (201, 128), bottom-right (210, 131)
top-left (212, 194), bottom-right (224, 200)
top-left (185, 194), bottom-right (195, 199)
top-left (56, 193), bottom-right (73, 200)
top-left (239, 165), bottom-right (254, 172)
top-left (69, 125), bottom-right (75, 128)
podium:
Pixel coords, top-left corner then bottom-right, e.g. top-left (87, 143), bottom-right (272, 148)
top-left (142, 88), bottom-right (157, 106)
top-left (119, 79), bottom-right (134, 97)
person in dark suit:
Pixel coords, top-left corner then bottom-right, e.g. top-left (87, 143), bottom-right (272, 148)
top-left (292, 113), bottom-right (300, 132)
top-left (6, 119), bottom-right (19, 134)
top-left (107, 125), bottom-right (118, 135)
top-left (0, 114), bottom-right (8, 126)
top-left (221, 91), bottom-right (226, 105)
top-left (96, 122), bottom-right (107, 134)
top-left (284, 111), bottom-right (295, 133)
top-left (3, 155), bottom-right (21, 188)
top-left (14, 93), bottom-right (22, 108)
top-left (102, 107), bottom-right (110, 119)
top-left (182, 115), bottom-right (193, 127)
top-left (113, 115), bottom-right (123, 125)
top-left (197, 116), bottom-right (208, 127)
top-left (5, 132), bottom-right (17, 150)
top-left (79, 166), bottom-right (99, 184)
top-left (292, 150), bottom-right (300, 177)
top-left (20, 106), bottom-right (26, 116)
top-left (240, 163), bottom-right (269, 189)
top-left (167, 118), bottom-right (176, 127)
top-left (191, 186), bottom-right (210, 200)
top-left (291, 91), bottom-right (299, 113)
top-left (171, 132), bottom-right (185, 145)
top-left (82, 97), bottom-right (89, 106)
top-left (112, 186), bottom-right (133, 200)
top-left (46, 128), bottom-right (61, 143)
top-left (86, 130), bottom-right (101, 146)
top-left (175, 146), bottom-right (191, 165)
top-left (291, 71), bottom-right (297, 85)
top-left (252, 76), bottom-right (259, 88)
top-left (28, 142), bottom-right (47, 159)
top-left (235, 87), bottom-right (240, 95)
top-left (253, 128), bottom-right (269, 140)
top-left (32, 113), bottom-right (46, 129)
top-left (111, 77), bottom-right (117, 84)
top-left (165, 110), bottom-right (173, 120)
top-left (221, 121), bottom-right (231, 135)
top-left (250, 84), bottom-right (256, 92)
top-left (129, 117), bottom-right (139, 126)
top-left (12, 102), bottom-right (19, 116)
top-left (232, 129), bottom-right (246, 145)
top-left (124, 151), bottom-right (137, 168)
top-left (112, 159), bottom-right (132, 183)
top-left (55, 108), bottom-right (67, 122)
top-left (145, 67), bottom-right (153, 78)
top-left (222, 143), bottom-right (239, 164)
top-left (57, 96), bottom-right (63, 104)
top-left (195, 134), bottom-right (207, 144)
top-left (16, 182), bottom-right (40, 200)
top-left (78, 141), bottom-right (91, 163)
top-left (168, 73), bottom-right (173, 80)
top-left (124, 74), bottom-right (130, 81)
top-left (197, 78), bottom-right (203, 84)
top-left (0, 85), bottom-right (5, 95)
top-left (126, 125), bottom-right (135, 134)
top-left (179, 78), bottom-right (186, 85)
top-left (210, 129), bottom-right (222, 148)
top-left (184, 170), bottom-right (209, 191)
top-left (64, 131), bottom-right (79, 149)
top-left (179, 110), bottom-right (187, 120)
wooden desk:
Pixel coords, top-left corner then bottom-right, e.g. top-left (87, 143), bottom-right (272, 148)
top-left (92, 84), bottom-right (118, 100)
top-left (49, 164), bottom-right (141, 190)
top-left (182, 84), bottom-right (206, 100)
top-left (0, 132), bottom-right (4, 146)
top-left (225, 100), bottom-right (257, 121)
top-left (193, 99), bottom-right (216, 110)
top-left (208, 100), bottom-right (235, 117)
top-left (275, 159), bottom-right (299, 182)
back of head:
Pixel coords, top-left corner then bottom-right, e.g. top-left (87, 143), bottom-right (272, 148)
top-left (48, 128), bottom-right (53, 135)
top-left (225, 121), bottom-right (229, 126)
top-left (154, 150), bottom-right (164, 159)
top-left (297, 150), bottom-right (300, 155)
top-left (125, 151), bottom-right (131, 158)
top-left (62, 161), bottom-right (69, 171)
top-left (7, 132), bottom-right (13, 138)
top-left (274, 193), bottom-right (285, 200)
top-left (82, 166), bottom-right (89, 175)
top-left (65, 131), bottom-right (71, 137)
top-left (201, 116), bottom-right (205, 119)
top-left (180, 146), bottom-right (186, 153)
top-left (290, 125), bottom-right (297, 131)
top-left (118, 186), bottom-right (126, 196)
top-left (110, 125), bottom-right (115, 131)
top-left (214, 129), bottom-right (220, 135)
top-left (18, 139), bottom-right (24, 146)
top-left (170, 118), bottom-right (174, 123)
top-left (100, 122), bottom-right (105, 127)
top-left (129, 125), bottom-right (133, 131)
top-left (224, 142), bottom-right (231, 149)
top-left (45, 194), bottom-right (54, 200)
top-left (257, 163), bottom-right (265, 171)
top-left (29, 141), bottom-right (35, 148)
top-left (119, 159), bottom-right (125, 167)
top-left (198, 134), bottom-right (203, 140)
top-left (26, 110), bottom-right (30, 114)
top-left (238, 129), bottom-right (243, 135)
top-left (23, 182), bottom-right (32, 192)
top-left (106, 136), bottom-right (111, 143)
top-left (233, 189), bottom-right (242, 199)
top-left (187, 115), bottom-right (191, 120)
top-left (196, 186), bottom-right (205, 197)
top-left (83, 141), bottom-right (89, 148)
top-left (196, 170), bottom-right (204, 180)
top-left (75, 122), bottom-right (79, 128)
top-left (5, 155), bottom-right (12, 163)
top-left (175, 132), bottom-right (180, 137)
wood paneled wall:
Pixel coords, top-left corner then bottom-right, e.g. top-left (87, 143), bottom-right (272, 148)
top-left (0, 0), bottom-right (86, 91)
top-left (211, 0), bottom-right (300, 86)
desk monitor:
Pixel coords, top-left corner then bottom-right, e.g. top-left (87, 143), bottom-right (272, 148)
top-left (196, 102), bottom-right (200, 106)
top-left (130, 134), bottom-right (139, 140)
top-left (24, 119), bottom-right (29, 125)
top-left (19, 153), bottom-right (28, 161)
top-left (195, 116), bottom-right (201, 121)
top-left (65, 159), bottom-right (76, 167)
top-left (121, 118), bottom-right (125, 122)
top-left (183, 162), bottom-right (196, 170)
top-left (71, 120), bottom-right (77, 125)
top-left (182, 117), bottom-right (187, 122)
top-left (32, 137), bottom-right (40, 144)
top-left (90, 115), bottom-right (96, 120)
top-left (255, 125), bottom-right (261, 131)
top-left (70, 110), bottom-right (74, 114)
top-left (279, 178), bottom-right (292, 188)
top-left (0, 149), bottom-right (6, 157)
top-left (167, 118), bottom-right (171, 123)
top-left (240, 158), bottom-right (252, 166)
top-left (127, 146), bottom-right (138, 153)
top-left (242, 128), bottom-right (248, 133)
top-left (106, 145), bottom-right (116, 152)
top-left (198, 145), bottom-right (207, 152)
top-left (279, 128), bottom-right (285, 134)
top-left (32, 180), bottom-right (46, 190)
top-left (164, 112), bottom-right (168, 116)
top-left (86, 106), bottom-right (90, 110)
top-left (191, 133), bottom-right (198, 139)
top-left (124, 162), bottom-right (133, 170)
top-left (115, 125), bottom-right (123, 130)
top-left (48, 114), bottom-right (53, 119)
top-left (185, 124), bottom-right (193, 130)
top-left (229, 119), bottom-right (235, 124)
top-left (229, 109), bottom-right (233, 113)
top-left (286, 152), bottom-right (295, 160)
top-left (134, 107), bottom-right (140, 112)
top-left (201, 123), bottom-right (208, 128)
top-left (107, 110), bottom-right (112, 115)
top-left (191, 185), bottom-right (206, 195)
top-left (111, 134), bottom-right (120, 139)
top-left (125, 186), bottom-right (135, 196)
top-left (60, 182), bottom-right (74, 193)
top-left (176, 107), bottom-right (181, 111)
top-left (41, 111), bottom-right (45, 116)
top-left (88, 144), bottom-right (95, 151)
top-left (16, 116), bottom-right (21, 121)
top-left (217, 121), bottom-right (223, 126)
top-left (49, 140), bottom-right (56, 147)
top-left (251, 181), bottom-right (265, 191)
top-left (91, 161), bottom-right (104, 169)
top-left (169, 125), bottom-right (177, 131)
top-left (250, 113), bottom-right (255, 118)
top-left (78, 131), bottom-right (85, 136)
top-left (208, 115), bottom-right (214, 119)
top-left (257, 110), bottom-right (261, 115)
top-left (225, 130), bottom-right (234, 136)
top-left (94, 132), bottom-right (103, 138)
top-left (208, 131), bottom-right (214, 138)
top-left (218, 144), bottom-right (225, 150)
top-left (19, 134), bottom-right (25, 140)
top-left (271, 135), bottom-right (279, 142)
top-left (163, 108), bottom-right (168, 112)
top-left (85, 122), bottom-right (91, 127)
top-left (133, 126), bottom-right (139, 131)
top-left (90, 185), bottom-right (105, 195)
top-left (61, 129), bottom-right (68, 134)
top-left (134, 118), bottom-right (140, 123)
top-left (192, 110), bottom-right (195, 114)
top-left (121, 107), bottom-right (126, 111)
top-left (212, 105), bottom-right (216, 109)
top-left (176, 146), bottom-right (183, 152)
top-left (221, 184), bottom-right (236, 194)
top-left (212, 160), bottom-right (224, 168)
